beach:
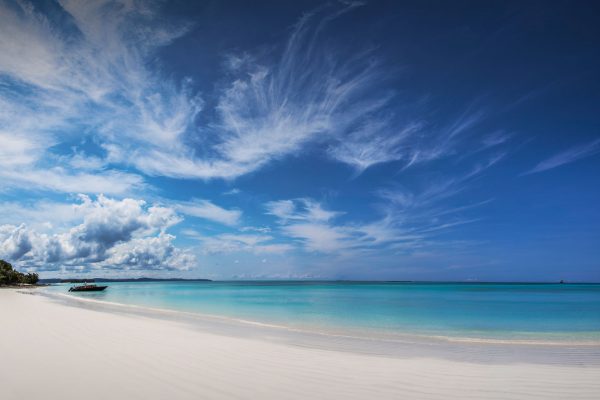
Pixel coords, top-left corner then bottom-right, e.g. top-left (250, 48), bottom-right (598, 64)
top-left (1, 289), bottom-right (599, 400)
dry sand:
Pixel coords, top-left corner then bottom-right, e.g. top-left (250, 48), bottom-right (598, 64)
top-left (1, 289), bottom-right (599, 400)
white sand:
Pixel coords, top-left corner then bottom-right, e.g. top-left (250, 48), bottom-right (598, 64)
top-left (1, 289), bottom-right (599, 400)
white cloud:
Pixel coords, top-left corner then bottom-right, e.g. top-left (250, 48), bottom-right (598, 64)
top-left (222, 188), bottom-right (241, 195)
top-left (0, 195), bottom-right (193, 271)
top-left (266, 199), bottom-right (342, 222)
top-left (446, 107), bottom-right (486, 138)
top-left (192, 232), bottom-right (293, 255)
top-left (8, 0), bottom-right (427, 183)
top-left (0, 0), bottom-right (493, 189)
top-left (105, 233), bottom-right (195, 271)
top-left (0, 100), bottom-right (143, 195)
top-left (67, 153), bottom-right (107, 170)
top-left (327, 121), bottom-right (423, 172)
top-left (240, 226), bottom-right (271, 233)
top-left (0, 224), bottom-right (33, 261)
top-left (524, 138), bottom-right (600, 175)
top-left (0, 0), bottom-right (199, 190)
top-left (0, 132), bottom-right (43, 167)
top-left (0, 167), bottom-right (144, 195)
top-left (218, 234), bottom-right (272, 246)
top-left (266, 198), bottom-right (403, 254)
top-left (0, 200), bottom-right (81, 231)
top-left (481, 131), bottom-right (512, 149)
top-left (174, 199), bottom-right (242, 226)
top-left (282, 223), bottom-right (350, 253)
top-left (212, 5), bottom-right (415, 176)
top-left (279, 216), bottom-right (413, 254)
top-left (265, 193), bottom-right (487, 255)
top-left (265, 200), bottom-right (297, 221)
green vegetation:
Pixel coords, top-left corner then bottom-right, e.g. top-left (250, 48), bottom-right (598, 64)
top-left (0, 259), bottom-right (39, 286)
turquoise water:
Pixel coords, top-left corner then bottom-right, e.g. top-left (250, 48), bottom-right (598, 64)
top-left (46, 281), bottom-right (600, 341)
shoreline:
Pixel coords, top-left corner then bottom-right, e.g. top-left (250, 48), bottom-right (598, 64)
top-left (33, 288), bottom-right (600, 366)
top-left (2, 289), bottom-right (600, 399)
top-left (39, 288), bottom-right (600, 346)
top-left (0, 284), bottom-right (48, 289)
top-left (40, 281), bottom-right (600, 347)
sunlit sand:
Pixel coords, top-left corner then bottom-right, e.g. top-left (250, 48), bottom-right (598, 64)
top-left (2, 289), bottom-right (599, 400)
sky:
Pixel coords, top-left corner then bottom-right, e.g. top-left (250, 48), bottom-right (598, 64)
top-left (0, 0), bottom-right (599, 281)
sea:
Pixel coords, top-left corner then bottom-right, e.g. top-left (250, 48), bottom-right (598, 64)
top-left (45, 281), bottom-right (600, 342)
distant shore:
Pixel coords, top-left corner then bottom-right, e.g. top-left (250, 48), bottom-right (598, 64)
top-left (39, 277), bottom-right (213, 283)
top-left (39, 278), bottom-right (600, 283)
top-left (2, 288), bottom-right (599, 400)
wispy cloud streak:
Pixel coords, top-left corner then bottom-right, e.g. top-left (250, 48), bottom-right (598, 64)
top-left (266, 199), bottom-right (417, 254)
top-left (0, 0), bottom-right (500, 188)
top-left (0, 0), bottom-right (199, 189)
top-left (262, 154), bottom-right (502, 255)
top-left (213, 3), bottom-right (407, 175)
top-left (524, 139), bottom-right (600, 175)
top-left (174, 199), bottom-right (242, 226)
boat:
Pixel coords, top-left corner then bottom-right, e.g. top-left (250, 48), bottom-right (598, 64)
top-left (68, 283), bottom-right (108, 292)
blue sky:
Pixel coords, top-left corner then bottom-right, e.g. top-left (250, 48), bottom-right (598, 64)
top-left (0, 0), bottom-right (599, 281)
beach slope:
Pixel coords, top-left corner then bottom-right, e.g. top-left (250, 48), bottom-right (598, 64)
top-left (1, 290), bottom-right (598, 400)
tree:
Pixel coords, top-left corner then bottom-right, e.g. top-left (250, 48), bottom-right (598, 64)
top-left (0, 259), bottom-right (39, 285)
top-left (0, 259), bottom-right (12, 285)
top-left (25, 272), bottom-right (39, 284)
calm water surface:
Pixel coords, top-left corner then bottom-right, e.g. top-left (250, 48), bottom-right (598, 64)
top-left (46, 281), bottom-right (600, 341)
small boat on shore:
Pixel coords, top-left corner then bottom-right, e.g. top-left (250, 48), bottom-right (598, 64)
top-left (68, 283), bottom-right (108, 292)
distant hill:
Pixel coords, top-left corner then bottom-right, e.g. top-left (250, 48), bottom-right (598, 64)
top-left (40, 277), bottom-right (212, 283)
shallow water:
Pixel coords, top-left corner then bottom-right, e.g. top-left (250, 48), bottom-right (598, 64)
top-left (46, 281), bottom-right (600, 341)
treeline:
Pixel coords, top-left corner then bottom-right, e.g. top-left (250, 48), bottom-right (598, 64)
top-left (0, 259), bottom-right (39, 285)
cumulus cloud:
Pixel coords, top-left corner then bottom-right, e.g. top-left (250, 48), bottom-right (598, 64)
top-left (0, 1), bottom-right (514, 278)
top-left (0, 195), bottom-right (194, 271)
top-left (0, 224), bottom-right (33, 260)
top-left (105, 233), bottom-right (195, 271)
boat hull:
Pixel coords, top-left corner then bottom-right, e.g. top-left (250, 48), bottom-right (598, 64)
top-left (68, 285), bottom-right (108, 292)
